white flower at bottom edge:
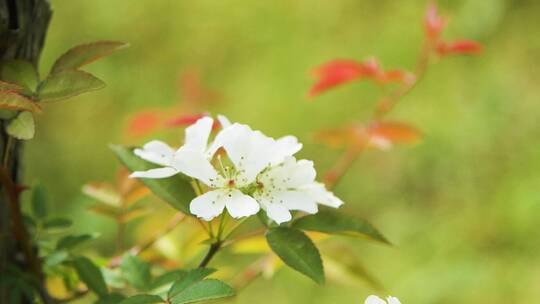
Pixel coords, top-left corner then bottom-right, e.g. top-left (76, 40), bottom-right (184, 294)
top-left (365, 295), bottom-right (401, 304)
top-left (253, 156), bottom-right (343, 224)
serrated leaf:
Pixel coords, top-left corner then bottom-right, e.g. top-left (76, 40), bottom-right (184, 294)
top-left (0, 60), bottom-right (38, 91)
top-left (169, 279), bottom-right (235, 304)
top-left (6, 111), bottom-right (35, 140)
top-left (118, 295), bottom-right (164, 304)
top-left (0, 91), bottom-right (40, 112)
top-left (291, 209), bottom-right (390, 245)
top-left (31, 185), bottom-right (48, 219)
top-left (72, 256), bottom-right (108, 296)
top-left (120, 254), bottom-right (151, 291)
top-left (266, 227), bottom-right (324, 284)
top-left (37, 70), bottom-right (105, 102)
top-left (51, 41), bottom-right (129, 74)
top-left (167, 268), bottom-right (215, 299)
top-left (110, 145), bottom-right (196, 214)
top-left (43, 217), bottom-right (73, 230)
top-left (57, 234), bottom-right (97, 250)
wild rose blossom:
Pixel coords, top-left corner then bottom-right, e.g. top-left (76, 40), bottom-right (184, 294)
top-left (131, 115), bottom-right (343, 223)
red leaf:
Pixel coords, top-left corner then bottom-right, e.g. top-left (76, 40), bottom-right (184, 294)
top-left (366, 122), bottom-right (422, 150)
top-left (308, 60), bottom-right (371, 97)
top-left (178, 68), bottom-right (219, 105)
top-left (313, 126), bottom-right (364, 149)
top-left (126, 111), bottom-right (162, 137)
top-left (437, 40), bottom-right (482, 56)
top-left (425, 3), bottom-right (447, 41)
top-left (165, 113), bottom-right (220, 130)
top-left (308, 59), bottom-right (411, 97)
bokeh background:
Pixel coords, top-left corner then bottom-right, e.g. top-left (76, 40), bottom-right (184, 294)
top-left (23, 0), bottom-right (540, 303)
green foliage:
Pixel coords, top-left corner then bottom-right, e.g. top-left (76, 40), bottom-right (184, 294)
top-left (42, 217), bottom-right (73, 230)
top-left (110, 144), bottom-right (196, 214)
top-left (149, 270), bottom-right (185, 291)
top-left (120, 254), bottom-right (152, 291)
top-left (292, 208), bottom-right (390, 245)
top-left (56, 233), bottom-right (98, 250)
top-left (71, 256), bottom-right (108, 297)
top-left (51, 41), bottom-right (129, 74)
top-left (167, 269), bottom-right (234, 304)
top-left (266, 227), bottom-right (325, 284)
top-left (0, 60), bottom-right (38, 92)
top-left (31, 184), bottom-right (48, 219)
top-left (6, 111), bottom-right (35, 140)
top-left (118, 294), bottom-right (164, 304)
top-left (37, 70), bottom-right (106, 102)
top-left (169, 279), bottom-right (235, 304)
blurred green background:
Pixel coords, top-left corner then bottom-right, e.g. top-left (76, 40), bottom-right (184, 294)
top-left (24, 0), bottom-right (540, 303)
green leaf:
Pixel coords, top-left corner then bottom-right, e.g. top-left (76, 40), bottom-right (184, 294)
top-left (45, 250), bottom-right (69, 267)
top-left (169, 279), bottom-right (235, 304)
top-left (110, 145), bottom-right (196, 214)
top-left (0, 91), bottom-right (40, 112)
top-left (0, 60), bottom-right (39, 91)
top-left (94, 293), bottom-right (126, 304)
top-left (43, 217), bottom-right (73, 230)
top-left (51, 41), bottom-right (129, 74)
top-left (72, 256), bottom-right (108, 296)
top-left (150, 270), bottom-right (185, 291)
top-left (266, 227), bottom-right (325, 284)
top-left (37, 70), bottom-right (105, 102)
top-left (0, 109), bottom-right (17, 120)
top-left (6, 111), bottom-right (35, 140)
top-left (120, 254), bottom-right (151, 291)
top-left (31, 185), bottom-right (48, 219)
top-left (57, 233), bottom-right (97, 250)
top-left (291, 209), bottom-right (390, 245)
top-left (118, 295), bottom-right (164, 304)
top-left (167, 268), bottom-right (215, 299)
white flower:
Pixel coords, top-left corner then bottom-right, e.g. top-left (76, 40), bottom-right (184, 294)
top-left (365, 295), bottom-right (401, 304)
top-left (131, 114), bottom-right (343, 224)
top-left (253, 156), bottom-right (343, 224)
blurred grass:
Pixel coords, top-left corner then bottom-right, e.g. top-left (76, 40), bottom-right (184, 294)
top-left (22, 0), bottom-right (540, 303)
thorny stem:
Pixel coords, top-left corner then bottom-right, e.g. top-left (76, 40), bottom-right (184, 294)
top-left (325, 39), bottom-right (434, 189)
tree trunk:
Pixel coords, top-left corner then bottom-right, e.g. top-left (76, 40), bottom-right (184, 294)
top-left (0, 0), bottom-right (52, 302)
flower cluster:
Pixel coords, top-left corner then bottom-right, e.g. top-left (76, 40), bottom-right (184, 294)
top-left (130, 115), bottom-right (343, 224)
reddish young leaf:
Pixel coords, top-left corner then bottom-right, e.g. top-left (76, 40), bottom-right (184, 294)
top-left (366, 122), bottom-right (422, 150)
top-left (425, 3), bottom-right (447, 41)
top-left (165, 113), bottom-right (220, 130)
top-left (313, 126), bottom-right (365, 149)
top-left (308, 59), bottom-right (410, 97)
top-left (178, 68), bottom-right (219, 105)
top-left (126, 111), bottom-right (162, 137)
top-left (437, 40), bottom-right (482, 56)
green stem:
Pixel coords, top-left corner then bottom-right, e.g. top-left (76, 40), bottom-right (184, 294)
top-left (198, 241), bottom-right (221, 268)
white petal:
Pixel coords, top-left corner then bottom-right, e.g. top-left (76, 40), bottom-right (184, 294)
top-left (258, 197), bottom-right (292, 224)
top-left (184, 116), bottom-right (213, 152)
top-left (209, 123), bottom-right (275, 186)
top-left (386, 296), bottom-right (401, 304)
top-left (273, 191), bottom-right (318, 214)
top-left (172, 148), bottom-right (221, 186)
top-left (129, 167), bottom-right (178, 179)
top-left (259, 157), bottom-right (316, 190)
top-left (189, 190), bottom-right (227, 221)
top-left (224, 189), bottom-right (260, 218)
top-left (134, 140), bottom-right (175, 166)
top-left (269, 135), bottom-right (302, 166)
top-left (365, 295), bottom-right (387, 304)
top-left (300, 182), bottom-right (344, 208)
top-left (217, 114), bottom-right (231, 128)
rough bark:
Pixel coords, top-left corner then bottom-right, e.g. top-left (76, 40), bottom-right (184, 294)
top-left (0, 0), bottom-right (52, 302)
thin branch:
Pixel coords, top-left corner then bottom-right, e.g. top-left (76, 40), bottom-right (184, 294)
top-left (198, 241), bottom-right (221, 268)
